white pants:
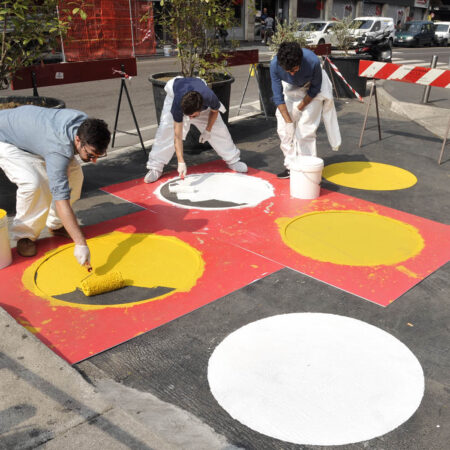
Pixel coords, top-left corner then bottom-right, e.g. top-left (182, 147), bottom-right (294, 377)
top-left (0, 142), bottom-right (83, 241)
top-left (276, 69), bottom-right (341, 169)
top-left (147, 78), bottom-right (241, 172)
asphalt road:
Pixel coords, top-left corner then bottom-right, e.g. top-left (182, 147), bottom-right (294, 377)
top-left (1, 45), bottom-right (448, 151)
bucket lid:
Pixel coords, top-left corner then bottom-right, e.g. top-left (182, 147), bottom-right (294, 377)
top-left (291, 156), bottom-right (324, 171)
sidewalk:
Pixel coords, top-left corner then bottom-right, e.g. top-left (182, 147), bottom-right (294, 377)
top-left (1, 88), bottom-right (449, 449)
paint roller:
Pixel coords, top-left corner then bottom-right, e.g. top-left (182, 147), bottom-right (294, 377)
top-left (80, 270), bottom-right (125, 296)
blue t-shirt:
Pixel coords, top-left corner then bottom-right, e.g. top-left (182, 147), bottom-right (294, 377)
top-left (270, 48), bottom-right (322, 106)
top-left (0, 106), bottom-right (87, 200)
top-left (171, 78), bottom-right (220, 123)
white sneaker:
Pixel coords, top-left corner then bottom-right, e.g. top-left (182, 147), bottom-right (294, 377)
top-left (227, 161), bottom-right (248, 173)
top-left (144, 169), bottom-right (162, 183)
top-left (332, 145), bottom-right (340, 152)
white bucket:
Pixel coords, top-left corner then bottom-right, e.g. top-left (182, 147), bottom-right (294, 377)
top-left (163, 45), bottom-right (172, 57)
top-left (290, 156), bottom-right (324, 200)
top-left (0, 209), bottom-right (12, 269)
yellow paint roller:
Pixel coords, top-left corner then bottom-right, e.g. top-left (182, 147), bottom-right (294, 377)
top-left (80, 271), bottom-right (125, 297)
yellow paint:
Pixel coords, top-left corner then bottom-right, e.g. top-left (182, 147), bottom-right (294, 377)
top-left (22, 231), bottom-right (205, 310)
top-left (278, 210), bottom-right (424, 267)
top-left (0, 209), bottom-right (6, 219)
top-left (396, 265), bottom-right (420, 279)
top-left (323, 162), bottom-right (417, 191)
top-left (24, 325), bottom-right (41, 334)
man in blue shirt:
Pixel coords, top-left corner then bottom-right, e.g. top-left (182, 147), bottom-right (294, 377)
top-left (145, 77), bottom-right (247, 183)
top-left (270, 42), bottom-right (341, 178)
top-left (0, 106), bottom-right (110, 264)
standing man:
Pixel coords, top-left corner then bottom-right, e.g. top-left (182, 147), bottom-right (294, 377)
top-left (144, 77), bottom-right (247, 183)
top-left (260, 7), bottom-right (268, 43)
top-left (0, 106), bottom-right (111, 264)
top-left (270, 42), bottom-right (341, 178)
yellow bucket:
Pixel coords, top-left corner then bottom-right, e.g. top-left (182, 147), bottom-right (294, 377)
top-left (0, 209), bottom-right (12, 269)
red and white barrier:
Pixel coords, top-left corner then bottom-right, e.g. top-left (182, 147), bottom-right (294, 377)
top-left (358, 60), bottom-right (450, 88)
top-left (325, 56), bottom-right (364, 102)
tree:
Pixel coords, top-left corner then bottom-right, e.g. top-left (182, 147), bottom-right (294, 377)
top-left (0, 0), bottom-right (86, 90)
top-left (157, 0), bottom-right (239, 81)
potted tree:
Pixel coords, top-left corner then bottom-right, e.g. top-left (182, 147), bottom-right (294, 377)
top-left (326, 17), bottom-right (367, 99)
top-left (147, 0), bottom-right (238, 151)
top-left (0, 0), bottom-right (88, 109)
top-left (255, 19), bottom-right (308, 117)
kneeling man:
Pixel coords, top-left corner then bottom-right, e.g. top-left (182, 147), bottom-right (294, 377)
top-left (0, 105), bottom-right (110, 265)
top-left (145, 77), bottom-right (247, 183)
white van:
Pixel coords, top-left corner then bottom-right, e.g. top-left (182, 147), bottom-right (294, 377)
top-left (295, 21), bottom-right (338, 47)
top-left (434, 21), bottom-right (450, 46)
top-left (350, 17), bottom-right (395, 47)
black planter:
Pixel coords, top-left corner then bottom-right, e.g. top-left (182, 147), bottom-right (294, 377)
top-left (148, 72), bottom-right (235, 152)
top-left (256, 62), bottom-right (276, 117)
top-left (0, 95), bottom-right (65, 213)
top-left (324, 56), bottom-right (368, 99)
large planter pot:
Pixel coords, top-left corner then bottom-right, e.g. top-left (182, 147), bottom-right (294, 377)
top-left (0, 95), bottom-right (65, 110)
top-left (324, 55), bottom-right (368, 99)
top-left (148, 72), bottom-right (235, 152)
top-left (255, 62), bottom-right (276, 117)
top-left (0, 95), bottom-right (65, 212)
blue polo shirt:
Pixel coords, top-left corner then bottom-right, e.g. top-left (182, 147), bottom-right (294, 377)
top-left (171, 78), bottom-right (220, 123)
top-left (270, 48), bottom-right (322, 106)
top-left (0, 105), bottom-right (87, 201)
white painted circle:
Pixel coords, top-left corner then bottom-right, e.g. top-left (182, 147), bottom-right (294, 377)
top-left (208, 313), bottom-right (424, 446)
top-left (156, 173), bottom-right (274, 210)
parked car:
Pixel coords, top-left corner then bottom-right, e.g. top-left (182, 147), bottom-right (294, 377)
top-left (350, 17), bottom-right (395, 47)
top-left (295, 21), bottom-right (337, 46)
top-left (394, 21), bottom-right (435, 47)
top-left (434, 21), bottom-right (450, 46)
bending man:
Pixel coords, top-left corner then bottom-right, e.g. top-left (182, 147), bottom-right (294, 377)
top-left (0, 105), bottom-right (111, 265)
top-left (144, 77), bottom-right (247, 183)
top-left (270, 42), bottom-right (341, 178)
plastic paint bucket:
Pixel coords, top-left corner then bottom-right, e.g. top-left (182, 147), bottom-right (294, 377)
top-left (0, 209), bottom-right (12, 269)
top-left (290, 156), bottom-right (324, 200)
top-left (163, 45), bottom-right (172, 57)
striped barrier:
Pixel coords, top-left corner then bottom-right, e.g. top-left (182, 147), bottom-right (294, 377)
top-left (358, 60), bottom-right (450, 88)
top-left (325, 57), bottom-right (364, 102)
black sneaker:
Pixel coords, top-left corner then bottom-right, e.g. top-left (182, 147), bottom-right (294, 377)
top-left (277, 169), bottom-right (290, 179)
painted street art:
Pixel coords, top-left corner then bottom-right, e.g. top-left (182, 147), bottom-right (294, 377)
top-left (0, 209), bottom-right (282, 363)
top-left (208, 313), bottom-right (425, 446)
top-left (103, 161), bottom-right (450, 306)
top-left (322, 161), bottom-right (418, 190)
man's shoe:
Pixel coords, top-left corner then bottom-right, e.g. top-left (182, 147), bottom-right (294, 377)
top-left (277, 169), bottom-right (290, 179)
top-left (49, 226), bottom-right (70, 239)
top-left (17, 238), bottom-right (37, 257)
top-left (144, 169), bottom-right (162, 183)
top-left (332, 145), bottom-right (340, 152)
top-left (227, 161), bottom-right (248, 173)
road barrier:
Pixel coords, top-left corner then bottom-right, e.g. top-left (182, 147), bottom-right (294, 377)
top-left (358, 60), bottom-right (450, 164)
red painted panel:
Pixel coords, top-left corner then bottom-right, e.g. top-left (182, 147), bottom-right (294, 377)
top-left (11, 58), bottom-right (137, 90)
top-left (103, 160), bottom-right (450, 307)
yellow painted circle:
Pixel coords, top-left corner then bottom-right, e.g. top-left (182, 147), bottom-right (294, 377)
top-left (0, 209), bottom-right (6, 219)
top-left (22, 231), bottom-right (205, 309)
top-left (323, 162), bottom-right (417, 190)
top-left (280, 210), bottom-right (424, 266)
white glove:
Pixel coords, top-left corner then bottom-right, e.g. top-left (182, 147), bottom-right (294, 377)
top-left (177, 162), bottom-right (187, 179)
top-left (284, 122), bottom-right (295, 144)
top-left (199, 130), bottom-right (211, 144)
top-left (291, 101), bottom-right (302, 123)
top-left (74, 244), bottom-right (91, 267)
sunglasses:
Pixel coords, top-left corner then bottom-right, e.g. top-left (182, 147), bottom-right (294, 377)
top-left (82, 144), bottom-right (107, 160)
